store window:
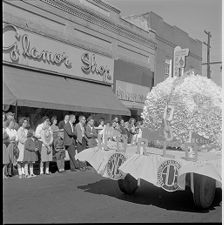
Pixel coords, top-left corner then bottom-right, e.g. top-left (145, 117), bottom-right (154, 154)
top-left (164, 59), bottom-right (172, 76)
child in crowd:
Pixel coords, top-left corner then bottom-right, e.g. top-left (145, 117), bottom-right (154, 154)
top-left (54, 130), bottom-right (65, 173)
top-left (124, 122), bottom-right (131, 144)
top-left (95, 118), bottom-right (105, 130)
top-left (131, 121), bottom-right (143, 145)
top-left (23, 129), bottom-right (38, 178)
top-left (129, 118), bottom-right (136, 144)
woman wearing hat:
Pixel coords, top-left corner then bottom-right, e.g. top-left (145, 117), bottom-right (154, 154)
top-left (23, 129), bottom-right (38, 178)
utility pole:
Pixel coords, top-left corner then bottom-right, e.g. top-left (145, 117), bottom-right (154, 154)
top-left (203, 30), bottom-right (212, 78)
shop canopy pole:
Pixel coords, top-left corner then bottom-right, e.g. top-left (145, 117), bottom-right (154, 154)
top-left (15, 101), bottom-right (18, 122)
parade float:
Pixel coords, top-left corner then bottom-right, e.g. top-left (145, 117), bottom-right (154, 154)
top-left (75, 47), bottom-right (222, 209)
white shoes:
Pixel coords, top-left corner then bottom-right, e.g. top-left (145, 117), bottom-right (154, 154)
top-left (30, 174), bottom-right (36, 177)
top-left (24, 174), bottom-right (36, 178)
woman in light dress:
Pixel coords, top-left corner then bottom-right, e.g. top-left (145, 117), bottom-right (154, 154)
top-left (3, 112), bottom-right (10, 179)
top-left (51, 116), bottom-right (59, 135)
top-left (35, 116), bottom-right (53, 175)
top-left (131, 121), bottom-right (143, 145)
top-left (95, 118), bottom-right (105, 130)
top-left (17, 117), bottom-right (29, 178)
top-left (5, 120), bottom-right (19, 177)
top-left (41, 122), bottom-right (53, 174)
top-left (5, 120), bottom-right (18, 176)
top-left (128, 118), bottom-right (136, 144)
top-left (98, 121), bottom-right (121, 150)
top-left (5, 120), bottom-right (19, 141)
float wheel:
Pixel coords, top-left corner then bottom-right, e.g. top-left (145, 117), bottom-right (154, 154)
top-left (118, 173), bottom-right (138, 194)
top-left (193, 173), bottom-right (216, 209)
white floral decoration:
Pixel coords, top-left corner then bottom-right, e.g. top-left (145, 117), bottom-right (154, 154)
top-left (141, 72), bottom-right (222, 151)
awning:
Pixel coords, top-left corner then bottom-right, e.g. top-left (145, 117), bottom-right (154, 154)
top-left (3, 82), bottom-right (17, 106)
top-left (120, 100), bottom-right (144, 116)
top-left (3, 65), bottom-right (130, 116)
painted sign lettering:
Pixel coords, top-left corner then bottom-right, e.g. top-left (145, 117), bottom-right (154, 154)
top-left (116, 87), bottom-right (146, 103)
top-left (3, 24), bottom-right (114, 84)
top-left (116, 80), bottom-right (149, 105)
top-left (3, 24), bottom-right (71, 68)
top-left (81, 52), bottom-right (112, 82)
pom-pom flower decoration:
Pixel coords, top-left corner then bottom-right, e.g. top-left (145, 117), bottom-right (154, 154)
top-left (141, 71), bottom-right (222, 151)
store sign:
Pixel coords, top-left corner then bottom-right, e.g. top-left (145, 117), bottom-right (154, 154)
top-left (116, 80), bottom-right (150, 108)
top-left (81, 53), bottom-right (112, 82)
top-left (3, 24), bottom-right (114, 84)
top-left (173, 46), bottom-right (189, 77)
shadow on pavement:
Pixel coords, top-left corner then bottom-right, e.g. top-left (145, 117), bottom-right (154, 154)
top-left (78, 179), bottom-right (222, 213)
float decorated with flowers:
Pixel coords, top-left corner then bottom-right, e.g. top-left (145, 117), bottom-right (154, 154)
top-left (75, 47), bottom-right (222, 210)
top-left (117, 70), bottom-right (222, 209)
top-left (141, 70), bottom-right (222, 152)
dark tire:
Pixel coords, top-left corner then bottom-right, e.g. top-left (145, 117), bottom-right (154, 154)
top-left (213, 188), bottom-right (222, 206)
top-left (118, 173), bottom-right (138, 194)
top-left (193, 173), bottom-right (216, 209)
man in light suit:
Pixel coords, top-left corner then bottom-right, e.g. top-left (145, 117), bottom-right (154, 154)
top-left (75, 115), bottom-right (87, 170)
top-left (64, 114), bottom-right (79, 171)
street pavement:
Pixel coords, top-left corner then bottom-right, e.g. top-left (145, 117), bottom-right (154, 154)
top-left (3, 168), bottom-right (222, 223)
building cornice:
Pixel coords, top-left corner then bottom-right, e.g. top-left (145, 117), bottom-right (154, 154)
top-left (83, 0), bottom-right (121, 14)
top-left (40, 0), bottom-right (157, 50)
top-left (3, 16), bottom-right (113, 59)
top-left (3, 13), bottom-right (153, 69)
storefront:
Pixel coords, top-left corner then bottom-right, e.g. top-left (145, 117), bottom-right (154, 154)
top-left (3, 23), bottom-right (130, 127)
top-left (3, 0), bottom-right (157, 126)
top-left (113, 59), bottom-right (154, 120)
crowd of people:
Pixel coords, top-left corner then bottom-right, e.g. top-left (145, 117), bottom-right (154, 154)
top-left (3, 111), bottom-right (143, 179)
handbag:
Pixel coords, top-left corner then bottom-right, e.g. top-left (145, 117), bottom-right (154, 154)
top-left (34, 137), bottom-right (42, 152)
top-left (45, 145), bottom-right (52, 155)
top-left (12, 142), bottom-right (19, 159)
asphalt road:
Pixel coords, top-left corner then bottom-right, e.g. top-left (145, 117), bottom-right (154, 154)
top-left (3, 168), bottom-right (222, 223)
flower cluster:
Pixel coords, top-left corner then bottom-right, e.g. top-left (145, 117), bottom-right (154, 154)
top-left (142, 72), bottom-right (222, 151)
